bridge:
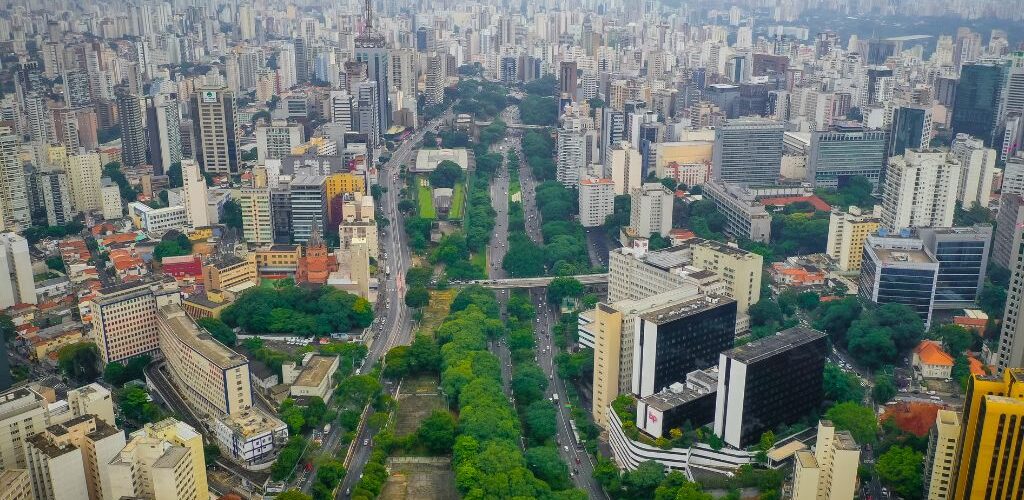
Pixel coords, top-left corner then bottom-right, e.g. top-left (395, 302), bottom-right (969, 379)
top-left (459, 273), bottom-right (609, 289)
top-left (506, 123), bottom-right (548, 130)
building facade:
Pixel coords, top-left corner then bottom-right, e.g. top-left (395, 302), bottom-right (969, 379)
top-left (881, 149), bottom-right (962, 232)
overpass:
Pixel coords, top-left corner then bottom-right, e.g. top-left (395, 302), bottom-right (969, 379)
top-left (507, 123), bottom-right (548, 130)
top-left (459, 273), bottom-right (609, 289)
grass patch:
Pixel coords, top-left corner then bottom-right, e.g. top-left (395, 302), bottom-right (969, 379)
top-left (418, 184), bottom-right (436, 219)
top-left (380, 458), bottom-right (458, 500)
top-left (420, 289), bottom-right (457, 336)
top-left (470, 251), bottom-right (486, 271)
top-left (394, 376), bottom-right (446, 438)
top-left (449, 183), bottom-right (465, 219)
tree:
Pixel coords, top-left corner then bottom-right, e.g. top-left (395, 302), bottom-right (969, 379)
top-left (429, 160), bottom-right (465, 188)
top-left (274, 490), bottom-right (313, 500)
top-left (511, 363), bottom-right (549, 405)
top-left (523, 400), bottom-right (558, 442)
top-left (197, 317), bottom-right (237, 346)
top-left (221, 200), bottom-right (243, 231)
top-left (524, 446), bottom-right (571, 490)
top-left (748, 300), bottom-right (784, 328)
top-left (825, 402), bottom-right (878, 445)
top-left (166, 162), bottom-right (183, 188)
top-left (119, 386), bottom-right (161, 424)
top-left (931, 324), bottom-right (972, 357)
top-left (405, 286), bottom-right (430, 308)
top-left (57, 342), bottom-right (100, 382)
top-left (873, 372), bottom-right (897, 404)
top-left (417, 410), bottom-right (457, 454)
top-left (0, 314), bottom-right (15, 341)
top-left (623, 460), bottom-right (666, 498)
top-left (876, 446), bottom-right (924, 499)
top-left (547, 277), bottom-right (584, 305)
top-left (280, 401), bottom-right (306, 434)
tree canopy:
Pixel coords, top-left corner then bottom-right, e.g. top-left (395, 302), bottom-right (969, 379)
top-left (429, 160), bottom-right (465, 188)
top-left (220, 283), bottom-right (372, 335)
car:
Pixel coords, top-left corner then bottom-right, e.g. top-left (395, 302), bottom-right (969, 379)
top-left (930, 395), bottom-right (941, 401)
top-left (363, 438), bottom-right (369, 446)
top-left (928, 390), bottom-right (937, 395)
top-left (576, 457), bottom-right (581, 464)
top-left (564, 445), bottom-right (569, 452)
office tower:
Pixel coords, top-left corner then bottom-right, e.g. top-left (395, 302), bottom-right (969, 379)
top-left (146, 92), bottom-right (182, 174)
top-left (101, 178), bottom-right (123, 220)
top-left (68, 152), bottom-right (102, 213)
top-left (500, 56), bottom-right (517, 86)
top-left (792, 420), bottom-right (861, 500)
top-left (578, 178), bottom-right (615, 228)
top-left (38, 170), bottom-right (74, 226)
top-left (356, 81), bottom-right (381, 147)
top-left (88, 279), bottom-right (181, 364)
top-left (919, 226), bottom-right (991, 309)
top-left (714, 327), bottom-right (828, 448)
top-left (859, 233), bottom-right (939, 326)
top-left (608, 142), bottom-right (642, 196)
top-left (559, 60), bottom-right (578, 98)
top-left (881, 150), bottom-right (962, 232)
top-left (1005, 155), bottom-right (1024, 196)
top-left (117, 87), bottom-right (148, 167)
top-left (712, 118), bottom-right (784, 185)
top-left (689, 239), bottom-right (764, 319)
top-left (23, 94), bottom-right (53, 144)
top-left (0, 233), bottom-right (35, 309)
top-left (807, 124), bottom-right (887, 188)
top-left (556, 115), bottom-right (586, 187)
top-left (329, 91), bottom-right (354, 131)
top-left (993, 193), bottom-right (1024, 269)
top-left (255, 121), bottom-right (303, 162)
top-left (888, 105), bottom-right (933, 158)
top-left (189, 87), bottom-right (239, 174)
top-left (180, 160), bottom-right (210, 229)
top-left (240, 168), bottom-right (273, 244)
top-left (950, 134), bottom-right (996, 209)
top-left (601, 110), bottom-right (626, 164)
top-left (629, 183), bottom-right (673, 238)
top-left (827, 207), bottom-right (881, 272)
top-left (1003, 112), bottom-right (1024, 161)
top-left (157, 304), bottom-right (253, 417)
top-left (293, 37), bottom-right (309, 83)
top-left (951, 62), bottom-right (1006, 146)
top-left (390, 47), bottom-right (417, 99)
top-left (924, 410), bottom-right (960, 500)
top-left (631, 294), bottom-right (736, 397)
top-left (355, 3), bottom-right (391, 134)
top-left (424, 53), bottom-right (446, 107)
top-left (23, 414), bottom-right (125, 500)
top-left (0, 128), bottom-right (30, 230)
top-left (952, 370), bottom-right (1024, 498)
top-left (289, 173), bottom-right (327, 243)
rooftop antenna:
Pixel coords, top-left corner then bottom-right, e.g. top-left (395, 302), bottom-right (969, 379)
top-left (364, 0), bottom-right (373, 32)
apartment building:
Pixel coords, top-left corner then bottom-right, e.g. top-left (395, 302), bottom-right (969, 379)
top-left (106, 435), bottom-right (199, 500)
top-left (578, 178), bottom-right (615, 228)
top-left (826, 206), bottom-right (881, 272)
top-left (992, 192), bottom-right (1024, 270)
top-left (628, 183), bottom-right (674, 238)
top-left (880, 149), bottom-right (962, 232)
top-left (701, 180), bottom-right (772, 243)
top-left (951, 133), bottom-right (996, 209)
top-left (23, 414), bottom-right (125, 500)
top-left (157, 304), bottom-right (253, 418)
top-left (0, 387), bottom-right (49, 470)
top-left (792, 420), bottom-right (861, 500)
top-left (924, 410), bottom-right (960, 500)
top-left (88, 279), bottom-right (182, 363)
top-left (180, 160), bottom-right (210, 229)
top-left (952, 370), bottom-right (1024, 499)
top-left (0, 232), bottom-right (36, 309)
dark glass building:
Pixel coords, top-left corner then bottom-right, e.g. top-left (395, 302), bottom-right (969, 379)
top-left (714, 327), bottom-right (828, 448)
top-left (920, 226), bottom-right (992, 309)
top-left (858, 233), bottom-right (940, 327)
top-left (631, 294), bottom-right (736, 397)
top-left (888, 106), bottom-right (931, 158)
top-left (952, 63), bottom-right (1006, 146)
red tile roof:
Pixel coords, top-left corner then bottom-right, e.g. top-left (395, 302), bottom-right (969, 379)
top-left (758, 195), bottom-right (832, 212)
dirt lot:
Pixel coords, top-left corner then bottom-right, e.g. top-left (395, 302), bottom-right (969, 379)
top-left (420, 289), bottom-right (457, 336)
top-left (394, 376), bottom-right (446, 437)
top-left (380, 457), bottom-right (459, 500)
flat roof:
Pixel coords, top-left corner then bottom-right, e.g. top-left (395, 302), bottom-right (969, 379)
top-left (725, 326), bottom-right (826, 364)
top-left (641, 385), bottom-right (711, 412)
top-left (873, 247), bottom-right (935, 264)
top-left (219, 407), bottom-right (287, 437)
top-left (293, 355), bottom-right (337, 387)
top-left (794, 449), bottom-right (818, 468)
top-left (639, 294), bottom-right (734, 324)
top-left (158, 304), bottom-right (248, 369)
top-left (153, 445), bottom-right (190, 469)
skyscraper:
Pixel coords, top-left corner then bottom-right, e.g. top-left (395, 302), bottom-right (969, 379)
top-left (881, 149), bottom-right (962, 231)
top-left (117, 87), bottom-right (148, 168)
top-left (888, 105), bottom-right (932, 158)
top-left (68, 152), bottom-right (103, 213)
top-left (180, 160), bottom-right (210, 229)
top-left (950, 133), bottom-right (996, 209)
top-left (952, 370), bottom-right (1024, 499)
top-left (951, 62), bottom-right (1006, 146)
top-left (355, 0), bottom-right (391, 135)
top-left (0, 233), bottom-right (37, 309)
top-left (557, 115), bottom-right (586, 187)
top-left (559, 60), bottom-right (578, 98)
top-left (146, 92), bottom-right (182, 175)
top-left (0, 128), bottom-right (29, 231)
top-left (189, 87), bottom-right (239, 174)
top-left (356, 81), bottom-right (381, 147)
top-left (712, 118), bottom-right (784, 185)
top-left (807, 124), bottom-right (887, 188)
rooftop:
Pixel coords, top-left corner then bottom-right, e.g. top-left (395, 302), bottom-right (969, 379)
top-left (639, 294), bottom-right (734, 324)
top-left (293, 355), bottom-right (338, 387)
top-left (725, 326), bottom-right (826, 364)
top-left (152, 445), bottom-right (191, 469)
top-left (794, 449), bottom-right (818, 468)
top-left (914, 340), bottom-right (954, 367)
top-left (219, 407), bottom-right (287, 437)
top-left (158, 304), bottom-right (248, 369)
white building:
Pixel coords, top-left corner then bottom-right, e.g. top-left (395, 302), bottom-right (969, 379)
top-left (557, 115), bottom-right (587, 187)
top-left (282, 353), bottom-right (340, 403)
top-left (100, 178), bottom-right (123, 219)
top-left (68, 152), bottom-right (103, 213)
top-left (129, 202), bottom-right (187, 233)
top-left (0, 232), bottom-right (36, 308)
top-left (255, 121), bottom-right (304, 163)
top-left (951, 133), bottom-right (996, 209)
top-left (578, 178), bottom-right (615, 228)
top-left (792, 420), bottom-right (861, 500)
top-left (608, 142), bottom-right (642, 196)
top-left (180, 160), bottom-right (210, 229)
top-left (629, 183), bottom-right (674, 238)
top-left (881, 149), bottom-right (962, 232)
top-left (210, 408), bottom-right (289, 467)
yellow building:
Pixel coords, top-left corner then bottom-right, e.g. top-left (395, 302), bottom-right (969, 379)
top-left (591, 303), bottom-right (623, 429)
top-left (201, 255), bottom-right (258, 293)
top-left (180, 290), bottom-right (231, 320)
top-left (926, 410), bottom-right (960, 500)
top-left (253, 244), bottom-right (302, 274)
top-left (128, 418), bottom-right (208, 500)
top-left (326, 172), bottom-right (366, 198)
top-left (28, 323), bottom-right (84, 362)
top-left (106, 433), bottom-right (200, 500)
top-left (690, 239), bottom-right (763, 317)
top-left (952, 369), bottom-right (1024, 499)
top-left (654, 141), bottom-right (714, 178)
top-left (792, 420), bottom-right (860, 500)
top-left (826, 206), bottom-right (881, 273)
top-left (0, 468), bottom-right (31, 500)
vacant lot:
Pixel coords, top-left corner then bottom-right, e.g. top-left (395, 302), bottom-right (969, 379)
top-left (420, 289), bottom-right (457, 336)
top-left (380, 457), bottom-right (458, 500)
top-left (394, 376), bottom-right (446, 438)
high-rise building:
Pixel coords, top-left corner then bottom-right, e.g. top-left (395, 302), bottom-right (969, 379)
top-left (714, 327), bottom-right (828, 448)
top-left (557, 115), bottom-right (586, 187)
top-left (807, 124), bottom-right (887, 188)
top-left (289, 173), bottom-right (327, 243)
top-left (255, 121), bottom-right (303, 163)
top-left (355, 6), bottom-right (391, 135)
top-left (38, 170), bottom-right (74, 226)
top-left (146, 92), bottom-right (182, 174)
top-left (628, 183), bottom-right (673, 238)
top-left (101, 178), bottom-right (123, 220)
top-left (0, 127), bottom-right (30, 230)
top-left (124, 418), bottom-right (208, 500)
top-left (0, 233), bottom-right (36, 309)
top-left (117, 87), bottom-right (148, 168)
top-left (23, 414), bottom-right (125, 500)
top-left (356, 81), bottom-right (381, 147)
top-left (88, 279), bottom-right (181, 364)
top-left (601, 110), bottom-right (626, 165)
top-left (859, 233), bottom-right (940, 326)
top-left (951, 62), bottom-right (1007, 146)
top-left (919, 226), bottom-right (991, 309)
top-left (712, 118), bottom-right (784, 185)
top-left (993, 193), bottom-right (1024, 270)
top-left (952, 370), bottom-right (1024, 498)
top-left (68, 152), bottom-right (102, 213)
top-left (792, 420), bottom-right (861, 500)
top-left (189, 87), bottom-right (239, 174)
top-left (578, 178), bottom-right (615, 228)
top-left (559, 60), bottom-right (578, 98)
top-left (881, 149), bottom-right (962, 232)
top-left (424, 52), bottom-right (447, 107)
top-left (0, 386), bottom-right (49, 470)
top-left (888, 105), bottom-right (933, 158)
top-left (826, 206), bottom-right (881, 272)
top-left (701, 180), bottom-right (772, 243)
top-left (180, 160), bottom-right (209, 229)
top-left (107, 432), bottom-right (201, 500)
top-left (630, 294), bottom-right (736, 397)
top-left (924, 410), bottom-right (960, 500)
top-left (240, 167), bottom-right (273, 244)
top-left (608, 142), bottom-right (642, 196)
top-left (950, 133), bottom-right (996, 209)
top-left (329, 91), bottom-right (354, 131)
